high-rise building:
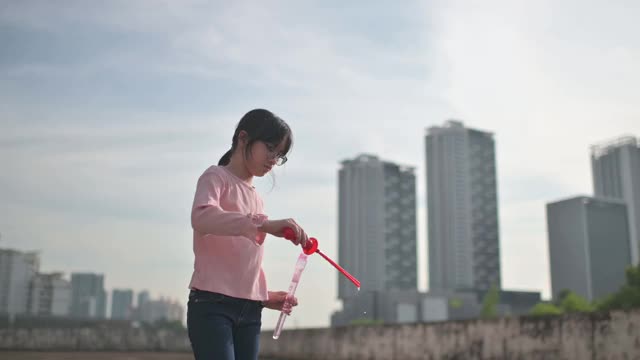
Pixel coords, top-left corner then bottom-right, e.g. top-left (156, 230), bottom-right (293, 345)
top-left (591, 136), bottom-right (640, 265)
top-left (28, 272), bottom-right (71, 317)
top-left (0, 249), bottom-right (39, 317)
top-left (337, 154), bottom-right (417, 300)
top-left (70, 273), bottom-right (107, 319)
top-left (138, 297), bottom-right (184, 324)
top-left (547, 196), bottom-right (631, 301)
top-left (133, 290), bottom-right (151, 322)
top-left (425, 120), bottom-right (500, 292)
top-left (111, 289), bottom-right (134, 320)
top-left (137, 290), bottom-right (150, 308)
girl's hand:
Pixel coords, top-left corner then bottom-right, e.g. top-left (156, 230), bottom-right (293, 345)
top-left (259, 219), bottom-right (309, 247)
top-left (263, 291), bottom-right (298, 315)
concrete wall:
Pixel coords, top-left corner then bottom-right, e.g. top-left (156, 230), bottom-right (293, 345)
top-left (260, 310), bottom-right (640, 360)
top-left (1, 310), bottom-right (639, 358)
top-left (0, 327), bottom-right (191, 352)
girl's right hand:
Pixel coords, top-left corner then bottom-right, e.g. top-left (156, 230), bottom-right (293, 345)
top-left (259, 219), bottom-right (309, 247)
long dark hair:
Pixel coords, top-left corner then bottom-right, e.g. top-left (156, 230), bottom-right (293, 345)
top-left (218, 109), bottom-right (293, 166)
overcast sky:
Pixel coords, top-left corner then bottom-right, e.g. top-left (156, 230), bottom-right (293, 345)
top-left (1, 0), bottom-right (639, 329)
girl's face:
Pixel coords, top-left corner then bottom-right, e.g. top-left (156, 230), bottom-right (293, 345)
top-left (244, 138), bottom-right (288, 177)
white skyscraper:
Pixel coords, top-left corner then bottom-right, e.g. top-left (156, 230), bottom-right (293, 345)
top-left (591, 136), bottom-right (640, 265)
top-left (425, 120), bottom-right (501, 292)
top-left (28, 272), bottom-right (72, 317)
top-left (0, 248), bottom-right (40, 317)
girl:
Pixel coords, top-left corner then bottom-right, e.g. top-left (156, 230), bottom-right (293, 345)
top-left (187, 109), bottom-right (309, 360)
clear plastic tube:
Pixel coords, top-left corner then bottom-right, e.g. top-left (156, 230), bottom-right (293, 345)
top-left (272, 253), bottom-right (308, 339)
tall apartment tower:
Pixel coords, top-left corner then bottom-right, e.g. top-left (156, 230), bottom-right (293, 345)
top-left (426, 120), bottom-right (501, 292)
top-left (337, 154), bottom-right (418, 300)
top-left (591, 136), bottom-right (640, 265)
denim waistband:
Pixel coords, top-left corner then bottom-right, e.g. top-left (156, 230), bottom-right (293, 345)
top-left (189, 288), bottom-right (264, 307)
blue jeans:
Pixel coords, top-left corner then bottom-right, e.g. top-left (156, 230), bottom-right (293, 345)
top-left (187, 289), bottom-right (263, 360)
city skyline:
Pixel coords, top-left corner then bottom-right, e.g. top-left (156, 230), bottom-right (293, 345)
top-left (0, 249), bottom-right (184, 322)
top-left (5, 132), bottom-right (638, 325)
top-left (1, 1), bottom-right (640, 329)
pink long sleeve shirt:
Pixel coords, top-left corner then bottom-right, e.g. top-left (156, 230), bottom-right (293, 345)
top-left (188, 165), bottom-right (269, 301)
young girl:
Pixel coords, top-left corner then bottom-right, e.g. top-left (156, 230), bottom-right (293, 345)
top-left (187, 109), bottom-right (309, 360)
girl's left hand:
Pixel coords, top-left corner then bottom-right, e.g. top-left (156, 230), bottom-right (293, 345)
top-left (263, 291), bottom-right (298, 314)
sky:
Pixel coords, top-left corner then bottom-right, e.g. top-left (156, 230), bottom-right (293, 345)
top-left (1, 0), bottom-right (639, 329)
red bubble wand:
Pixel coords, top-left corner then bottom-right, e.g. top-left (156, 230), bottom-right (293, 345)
top-left (273, 228), bottom-right (361, 339)
top-left (283, 228), bottom-right (361, 289)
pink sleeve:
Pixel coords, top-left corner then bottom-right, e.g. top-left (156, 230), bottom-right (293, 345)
top-left (191, 171), bottom-right (268, 245)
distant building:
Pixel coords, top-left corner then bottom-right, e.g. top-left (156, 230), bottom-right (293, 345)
top-left (440, 289), bottom-right (542, 321)
top-left (331, 290), bottom-right (447, 326)
top-left (138, 297), bottom-right (184, 324)
top-left (28, 272), bottom-right (71, 317)
top-left (111, 289), bottom-right (134, 320)
top-left (0, 248), bottom-right (40, 317)
top-left (338, 154), bottom-right (418, 300)
top-left (70, 273), bottom-right (107, 319)
top-left (334, 154), bottom-right (418, 325)
top-left (591, 135), bottom-right (640, 265)
top-left (547, 196), bottom-right (631, 301)
top-left (426, 120), bottom-right (501, 292)
top-left (137, 290), bottom-right (150, 308)
top-left (331, 289), bottom-right (540, 326)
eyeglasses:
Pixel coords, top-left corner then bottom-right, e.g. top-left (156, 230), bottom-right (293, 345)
top-left (265, 143), bottom-right (288, 166)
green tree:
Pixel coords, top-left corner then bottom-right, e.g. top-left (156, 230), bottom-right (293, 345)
top-left (449, 298), bottom-right (463, 309)
top-left (597, 265), bottom-right (640, 311)
top-left (554, 289), bottom-right (572, 306)
top-left (480, 285), bottom-right (500, 319)
top-left (530, 265), bottom-right (640, 316)
top-left (530, 290), bottom-right (593, 316)
top-left (559, 292), bottom-right (594, 313)
top-left (530, 302), bottom-right (563, 316)
top-left (349, 318), bottom-right (383, 326)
